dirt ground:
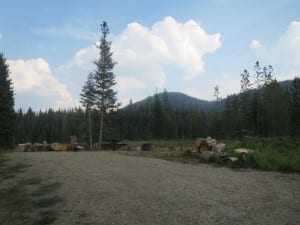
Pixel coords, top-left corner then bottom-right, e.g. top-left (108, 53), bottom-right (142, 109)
top-left (5, 151), bottom-right (300, 225)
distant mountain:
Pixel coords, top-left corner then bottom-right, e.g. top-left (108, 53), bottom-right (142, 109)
top-left (123, 79), bottom-right (294, 111)
top-left (278, 79), bottom-right (293, 89)
top-left (125, 92), bottom-right (218, 111)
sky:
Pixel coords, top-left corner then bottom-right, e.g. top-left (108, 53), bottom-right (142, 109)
top-left (0, 0), bottom-right (300, 110)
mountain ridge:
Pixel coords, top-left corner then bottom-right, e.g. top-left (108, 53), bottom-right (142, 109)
top-left (123, 79), bottom-right (294, 111)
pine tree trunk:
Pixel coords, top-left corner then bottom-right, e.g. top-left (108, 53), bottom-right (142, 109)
top-left (88, 109), bottom-right (92, 150)
top-left (99, 103), bottom-right (104, 150)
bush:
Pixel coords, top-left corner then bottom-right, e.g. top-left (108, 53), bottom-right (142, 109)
top-left (227, 137), bottom-right (300, 172)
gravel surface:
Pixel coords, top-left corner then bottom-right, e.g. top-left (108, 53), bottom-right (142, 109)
top-left (7, 151), bottom-right (300, 225)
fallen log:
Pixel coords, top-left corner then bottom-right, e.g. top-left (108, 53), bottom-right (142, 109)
top-left (51, 143), bottom-right (68, 151)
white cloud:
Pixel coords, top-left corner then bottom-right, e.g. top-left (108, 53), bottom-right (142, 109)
top-left (250, 40), bottom-right (262, 49)
top-left (58, 17), bottom-right (221, 106)
top-left (114, 16), bottom-right (221, 80)
top-left (8, 58), bottom-right (79, 109)
top-left (116, 77), bottom-right (145, 92)
top-left (0, 33), bottom-right (2, 39)
top-left (251, 21), bottom-right (300, 79)
top-left (58, 45), bottom-right (97, 72)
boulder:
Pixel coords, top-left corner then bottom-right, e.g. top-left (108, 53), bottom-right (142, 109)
top-left (234, 148), bottom-right (254, 154)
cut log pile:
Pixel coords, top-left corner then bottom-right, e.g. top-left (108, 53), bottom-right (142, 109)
top-left (18, 136), bottom-right (84, 152)
top-left (191, 137), bottom-right (254, 165)
top-left (192, 137), bottom-right (226, 154)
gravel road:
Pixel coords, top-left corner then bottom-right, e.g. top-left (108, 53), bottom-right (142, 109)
top-left (7, 152), bottom-right (300, 225)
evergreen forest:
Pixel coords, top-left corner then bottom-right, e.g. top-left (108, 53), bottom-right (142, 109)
top-left (13, 75), bottom-right (300, 145)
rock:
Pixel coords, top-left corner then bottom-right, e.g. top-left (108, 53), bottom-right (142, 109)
top-left (216, 143), bottom-right (226, 153)
top-left (227, 157), bottom-right (239, 163)
top-left (234, 148), bottom-right (254, 154)
top-left (76, 146), bottom-right (85, 150)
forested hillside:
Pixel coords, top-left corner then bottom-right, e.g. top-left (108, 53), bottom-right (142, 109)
top-left (131, 92), bottom-right (215, 111)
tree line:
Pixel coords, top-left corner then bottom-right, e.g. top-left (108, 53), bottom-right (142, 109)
top-left (10, 74), bottom-right (299, 146)
top-left (119, 76), bottom-right (300, 140)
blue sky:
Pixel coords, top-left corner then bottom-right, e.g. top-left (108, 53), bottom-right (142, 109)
top-left (0, 0), bottom-right (299, 110)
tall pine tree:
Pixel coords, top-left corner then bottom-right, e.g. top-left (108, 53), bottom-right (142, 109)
top-left (0, 53), bottom-right (15, 148)
top-left (93, 21), bottom-right (118, 148)
top-left (80, 72), bottom-right (96, 149)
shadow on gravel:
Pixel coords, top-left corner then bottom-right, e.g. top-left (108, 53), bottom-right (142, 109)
top-left (0, 152), bottom-right (63, 225)
top-left (31, 182), bottom-right (62, 197)
top-left (34, 196), bottom-right (64, 208)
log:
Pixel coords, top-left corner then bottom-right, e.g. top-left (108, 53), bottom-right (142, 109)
top-left (18, 143), bottom-right (32, 152)
top-left (51, 143), bottom-right (68, 151)
top-left (32, 143), bottom-right (43, 151)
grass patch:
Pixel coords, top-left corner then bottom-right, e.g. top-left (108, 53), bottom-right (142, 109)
top-left (122, 137), bottom-right (300, 172)
top-left (31, 182), bottom-right (62, 197)
top-left (125, 139), bottom-right (194, 149)
top-left (227, 137), bottom-right (300, 172)
top-left (34, 196), bottom-right (64, 208)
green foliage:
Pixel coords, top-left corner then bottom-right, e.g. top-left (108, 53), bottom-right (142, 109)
top-left (227, 137), bottom-right (300, 172)
top-left (240, 69), bottom-right (251, 92)
top-left (0, 53), bottom-right (15, 148)
top-left (93, 21), bottom-right (118, 146)
top-left (290, 77), bottom-right (300, 136)
top-left (80, 73), bottom-right (96, 149)
top-left (14, 108), bottom-right (86, 144)
top-left (152, 94), bottom-right (164, 139)
top-left (80, 72), bottom-right (96, 109)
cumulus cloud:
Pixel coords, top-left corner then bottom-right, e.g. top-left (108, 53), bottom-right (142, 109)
top-left (8, 58), bottom-right (79, 109)
top-left (114, 16), bottom-right (221, 80)
top-left (58, 17), bottom-right (221, 106)
top-left (58, 45), bottom-right (98, 72)
top-left (251, 21), bottom-right (300, 79)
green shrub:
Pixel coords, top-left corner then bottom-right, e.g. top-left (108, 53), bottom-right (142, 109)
top-left (227, 137), bottom-right (300, 172)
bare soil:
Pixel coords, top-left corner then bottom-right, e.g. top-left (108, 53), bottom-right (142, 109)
top-left (5, 151), bottom-right (300, 225)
